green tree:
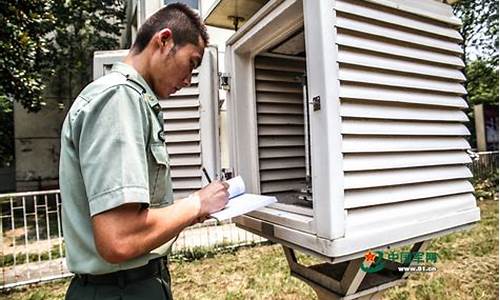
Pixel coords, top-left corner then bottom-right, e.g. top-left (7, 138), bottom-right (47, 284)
top-left (50, 1), bottom-right (125, 100)
top-left (0, 1), bottom-right (56, 113)
top-left (0, 1), bottom-right (125, 168)
top-left (466, 59), bottom-right (499, 106)
top-left (453, 0), bottom-right (499, 65)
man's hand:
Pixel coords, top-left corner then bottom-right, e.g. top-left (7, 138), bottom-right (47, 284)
top-left (192, 180), bottom-right (229, 218)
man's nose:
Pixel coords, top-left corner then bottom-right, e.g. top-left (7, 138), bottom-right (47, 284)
top-left (182, 74), bottom-right (192, 87)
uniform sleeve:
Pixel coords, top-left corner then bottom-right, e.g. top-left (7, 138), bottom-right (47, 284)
top-left (75, 85), bottom-right (150, 216)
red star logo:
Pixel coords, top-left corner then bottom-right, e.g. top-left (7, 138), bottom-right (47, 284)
top-left (364, 251), bottom-right (377, 263)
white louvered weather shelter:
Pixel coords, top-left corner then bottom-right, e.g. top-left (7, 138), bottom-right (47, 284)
top-left (205, 0), bottom-right (480, 298)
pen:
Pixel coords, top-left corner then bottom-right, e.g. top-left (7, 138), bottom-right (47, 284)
top-left (202, 167), bottom-right (212, 183)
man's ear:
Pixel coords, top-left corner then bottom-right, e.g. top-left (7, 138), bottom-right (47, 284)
top-left (157, 28), bottom-right (173, 49)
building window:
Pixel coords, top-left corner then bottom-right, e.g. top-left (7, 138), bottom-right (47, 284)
top-left (163, 0), bottom-right (198, 10)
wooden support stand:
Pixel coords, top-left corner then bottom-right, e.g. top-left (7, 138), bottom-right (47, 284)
top-left (282, 241), bottom-right (429, 300)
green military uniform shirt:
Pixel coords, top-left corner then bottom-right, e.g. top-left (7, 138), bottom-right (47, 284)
top-left (60, 62), bottom-right (175, 275)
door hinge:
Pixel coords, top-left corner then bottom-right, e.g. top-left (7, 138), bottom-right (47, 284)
top-left (219, 72), bottom-right (231, 91)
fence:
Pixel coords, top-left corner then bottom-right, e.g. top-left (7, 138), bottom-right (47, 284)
top-left (0, 190), bottom-right (265, 289)
top-left (470, 151), bottom-right (499, 180)
top-left (1, 152), bottom-right (498, 290)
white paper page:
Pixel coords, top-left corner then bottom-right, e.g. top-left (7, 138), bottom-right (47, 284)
top-left (226, 176), bottom-right (245, 198)
top-left (210, 193), bottom-right (277, 221)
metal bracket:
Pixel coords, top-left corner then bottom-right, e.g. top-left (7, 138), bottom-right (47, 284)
top-left (311, 96), bottom-right (321, 111)
top-left (219, 72), bottom-right (231, 91)
top-left (282, 241), bottom-right (429, 300)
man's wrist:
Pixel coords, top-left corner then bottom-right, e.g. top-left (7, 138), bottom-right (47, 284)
top-left (186, 192), bottom-right (202, 220)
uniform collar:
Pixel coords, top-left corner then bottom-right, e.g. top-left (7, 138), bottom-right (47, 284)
top-left (111, 62), bottom-right (161, 113)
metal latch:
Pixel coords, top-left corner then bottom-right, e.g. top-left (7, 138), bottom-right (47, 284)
top-left (311, 96), bottom-right (321, 111)
top-left (219, 72), bottom-right (230, 90)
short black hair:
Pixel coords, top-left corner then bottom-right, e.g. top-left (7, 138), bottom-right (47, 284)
top-left (131, 3), bottom-right (209, 53)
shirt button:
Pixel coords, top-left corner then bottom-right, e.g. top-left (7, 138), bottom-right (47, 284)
top-left (153, 104), bottom-right (161, 113)
top-left (158, 130), bottom-right (166, 142)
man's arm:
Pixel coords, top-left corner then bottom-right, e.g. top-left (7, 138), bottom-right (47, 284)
top-left (92, 180), bottom-right (229, 264)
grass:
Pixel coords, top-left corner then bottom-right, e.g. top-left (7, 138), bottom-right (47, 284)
top-left (1, 196), bottom-right (497, 299)
top-left (1, 244), bottom-right (65, 267)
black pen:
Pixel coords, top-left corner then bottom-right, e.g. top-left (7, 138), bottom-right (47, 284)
top-left (202, 167), bottom-right (212, 183)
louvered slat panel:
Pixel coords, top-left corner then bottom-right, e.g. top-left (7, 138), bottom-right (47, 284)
top-left (255, 55), bottom-right (306, 195)
top-left (335, 0), bottom-right (474, 213)
top-left (254, 56), bottom-right (305, 72)
top-left (340, 101), bottom-right (468, 122)
top-left (345, 193), bottom-right (476, 233)
top-left (261, 179), bottom-right (307, 194)
top-left (258, 103), bottom-right (303, 115)
top-left (258, 114), bottom-right (304, 125)
top-left (162, 74), bottom-right (202, 198)
top-left (336, 30), bottom-right (464, 68)
top-left (339, 66), bottom-right (466, 94)
top-left (260, 157), bottom-right (306, 170)
top-left (259, 147), bottom-right (305, 159)
top-left (339, 83), bottom-right (468, 108)
top-left (335, 0), bottom-right (462, 41)
top-left (171, 178), bottom-right (203, 190)
top-left (336, 13), bottom-right (462, 54)
top-left (169, 154), bottom-right (201, 167)
top-left (170, 86), bottom-right (199, 96)
top-left (255, 69), bottom-right (303, 82)
top-left (161, 98), bottom-right (199, 108)
top-left (344, 179), bottom-right (474, 209)
top-left (170, 166), bottom-right (203, 178)
top-left (257, 92), bottom-right (303, 104)
top-left (342, 119), bottom-right (470, 136)
top-left (164, 120), bottom-right (200, 132)
top-left (338, 47), bottom-right (465, 81)
top-left (164, 109), bottom-right (200, 120)
top-left (344, 165), bottom-right (472, 189)
top-left (164, 131), bottom-right (200, 143)
top-left (259, 136), bottom-right (305, 147)
top-left (256, 81), bottom-right (303, 93)
top-left (343, 151), bottom-right (472, 171)
top-left (258, 125), bottom-right (305, 136)
top-left (343, 136), bottom-right (470, 153)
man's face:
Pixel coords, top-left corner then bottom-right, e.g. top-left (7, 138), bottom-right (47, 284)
top-left (151, 37), bottom-right (204, 98)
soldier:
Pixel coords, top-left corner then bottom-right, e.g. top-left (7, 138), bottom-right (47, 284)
top-left (60, 3), bottom-right (229, 299)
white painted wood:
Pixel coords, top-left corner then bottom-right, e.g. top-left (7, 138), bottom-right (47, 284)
top-left (338, 47), bottom-right (465, 81)
top-left (363, 0), bottom-right (461, 26)
top-left (343, 136), bottom-right (471, 153)
top-left (341, 119), bottom-right (470, 136)
top-left (163, 109), bottom-right (200, 120)
top-left (336, 31), bottom-right (464, 68)
top-left (164, 131), bottom-right (201, 143)
top-left (335, 0), bottom-right (462, 41)
top-left (344, 179), bottom-right (474, 208)
top-left (259, 147), bottom-right (305, 158)
top-left (254, 54), bottom-right (308, 197)
top-left (261, 179), bottom-right (308, 193)
top-left (345, 193), bottom-right (476, 233)
top-left (338, 66), bottom-right (466, 94)
top-left (336, 14), bottom-right (462, 54)
top-left (339, 83), bottom-right (468, 108)
top-left (340, 101), bottom-right (468, 122)
top-left (343, 151), bottom-right (472, 171)
top-left (344, 165), bottom-right (472, 189)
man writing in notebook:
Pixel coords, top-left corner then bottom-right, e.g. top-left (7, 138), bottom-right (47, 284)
top-left (59, 4), bottom-right (228, 299)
